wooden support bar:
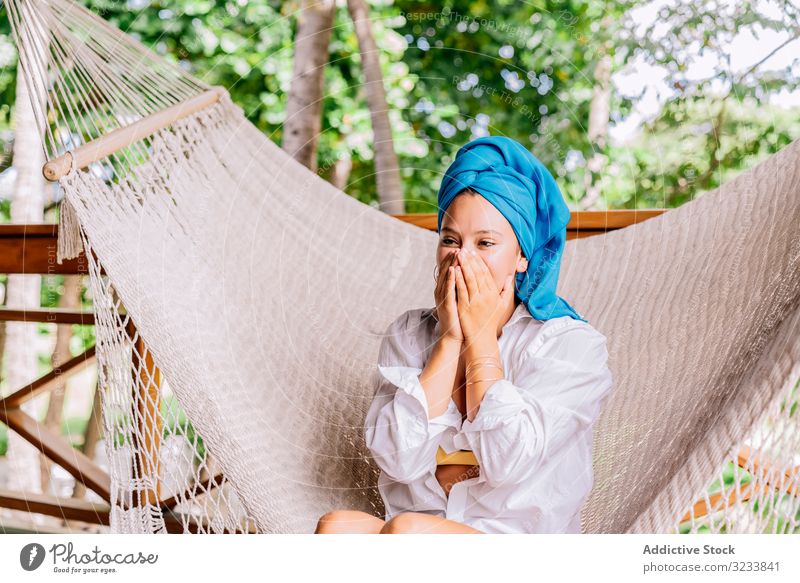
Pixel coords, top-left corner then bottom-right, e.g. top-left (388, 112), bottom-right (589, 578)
top-left (679, 482), bottom-right (773, 525)
top-left (737, 445), bottom-right (800, 497)
top-left (0, 409), bottom-right (111, 502)
top-left (160, 509), bottom-right (259, 534)
top-left (43, 87), bottom-right (227, 181)
top-left (391, 209), bottom-right (665, 237)
top-left (0, 346), bottom-right (96, 409)
top-left (0, 488), bottom-right (110, 526)
top-left (0, 307), bottom-right (96, 325)
top-left (0, 488), bottom-right (250, 533)
top-left (0, 224), bottom-right (94, 274)
top-left (126, 319), bottom-right (163, 508)
top-left (679, 447), bottom-right (800, 523)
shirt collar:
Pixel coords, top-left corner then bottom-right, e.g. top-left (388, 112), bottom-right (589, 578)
top-left (506, 300), bottom-right (533, 329)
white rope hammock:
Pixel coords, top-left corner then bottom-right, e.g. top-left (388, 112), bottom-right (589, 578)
top-left (6, 0), bottom-right (800, 534)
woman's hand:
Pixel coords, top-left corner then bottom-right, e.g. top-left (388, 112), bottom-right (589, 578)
top-left (454, 249), bottom-right (514, 341)
top-left (433, 252), bottom-right (464, 343)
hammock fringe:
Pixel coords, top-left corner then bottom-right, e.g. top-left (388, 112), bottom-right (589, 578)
top-left (56, 193), bottom-right (83, 264)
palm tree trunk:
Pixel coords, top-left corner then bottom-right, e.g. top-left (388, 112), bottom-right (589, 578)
top-left (2, 64), bottom-right (49, 527)
top-left (581, 51), bottom-right (612, 210)
top-left (346, 0), bottom-right (404, 213)
top-left (283, 0), bottom-right (336, 172)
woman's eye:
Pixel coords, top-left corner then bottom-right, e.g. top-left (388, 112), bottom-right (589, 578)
top-left (441, 238), bottom-right (492, 247)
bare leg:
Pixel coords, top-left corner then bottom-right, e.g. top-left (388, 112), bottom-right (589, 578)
top-left (314, 510), bottom-right (386, 534)
top-left (380, 512), bottom-right (484, 534)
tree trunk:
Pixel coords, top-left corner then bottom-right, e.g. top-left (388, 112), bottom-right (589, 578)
top-left (283, 0), bottom-right (336, 172)
top-left (581, 51), bottom-right (612, 210)
top-left (346, 0), bottom-right (404, 213)
top-left (2, 65), bottom-right (49, 527)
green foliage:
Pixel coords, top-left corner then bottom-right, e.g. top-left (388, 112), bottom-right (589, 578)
top-left (161, 393), bottom-right (206, 460)
top-left (62, 415), bottom-right (89, 448)
top-left (103, 395), bottom-right (205, 461)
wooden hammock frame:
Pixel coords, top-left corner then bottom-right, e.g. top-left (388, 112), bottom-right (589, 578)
top-left (42, 88), bottom-right (227, 182)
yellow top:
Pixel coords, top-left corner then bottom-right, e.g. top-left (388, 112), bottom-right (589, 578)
top-left (436, 446), bottom-right (479, 466)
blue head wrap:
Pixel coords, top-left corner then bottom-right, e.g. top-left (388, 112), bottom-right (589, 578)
top-left (436, 136), bottom-right (586, 323)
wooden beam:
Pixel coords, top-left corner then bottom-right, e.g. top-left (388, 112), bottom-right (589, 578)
top-left (0, 307), bottom-right (96, 325)
top-left (391, 209), bottom-right (666, 236)
top-left (0, 223), bottom-right (94, 274)
top-left (0, 488), bottom-right (110, 526)
top-left (0, 346), bottom-right (96, 409)
top-left (679, 446), bottom-right (800, 523)
top-left (679, 482), bottom-right (772, 525)
top-left (126, 319), bottom-right (163, 508)
top-left (0, 409), bottom-right (111, 502)
top-left (0, 488), bottom-right (251, 533)
top-left (43, 88), bottom-right (227, 181)
top-left (737, 445), bottom-right (800, 497)
top-left (160, 508), bottom-right (259, 534)
top-left (0, 516), bottom-right (92, 534)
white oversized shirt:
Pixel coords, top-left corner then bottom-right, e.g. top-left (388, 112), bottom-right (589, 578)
top-left (363, 301), bottom-right (614, 534)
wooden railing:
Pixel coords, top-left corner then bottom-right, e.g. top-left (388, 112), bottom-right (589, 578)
top-left (394, 209), bottom-right (665, 239)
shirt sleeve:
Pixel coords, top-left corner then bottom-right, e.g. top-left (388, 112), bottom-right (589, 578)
top-left (456, 324), bottom-right (614, 488)
top-left (364, 310), bottom-right (463, 484)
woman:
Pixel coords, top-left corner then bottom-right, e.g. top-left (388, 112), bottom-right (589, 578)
top-left (314, 136), bottom-right (614, 534)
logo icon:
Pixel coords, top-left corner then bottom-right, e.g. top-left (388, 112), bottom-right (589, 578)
top-left (20, 543), bottom-right (46, 571)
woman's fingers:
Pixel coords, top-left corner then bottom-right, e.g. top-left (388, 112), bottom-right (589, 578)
top-left (435, 254), bottom-right (458, 322)
top-left (454, 265), bottom-right (469, 304)
top-left (474, 252), bottom-right (497, 293)
top-left (456, 250), bottom-right (481, 297)
top-left (461, 250), bottom-right (498, 295)
top-left (444, 266), bottom-right (464, 340)
top-left (435, 253), bottom-right (454, 300)
top-left (445, 266), bottom-right (456, 307)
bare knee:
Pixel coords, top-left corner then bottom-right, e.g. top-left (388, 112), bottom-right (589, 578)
top-left (379, 512), bottom-right (419, 534)
top-left (379, 512), bottom-right (484, 534)
top-left (315, 510), bottom-right (349, 534)
top-left (315, 510), bottom-right (384, 534)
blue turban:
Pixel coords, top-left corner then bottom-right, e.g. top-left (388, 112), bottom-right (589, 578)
top-left (436, 136), bottom-right (587, 323)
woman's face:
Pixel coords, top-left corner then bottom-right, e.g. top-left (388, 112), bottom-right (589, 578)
top-left (437, 191), bottom-right (527, 294)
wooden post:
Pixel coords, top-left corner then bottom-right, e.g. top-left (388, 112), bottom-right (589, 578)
top-left (126, 318), bottom-right (162, 508)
